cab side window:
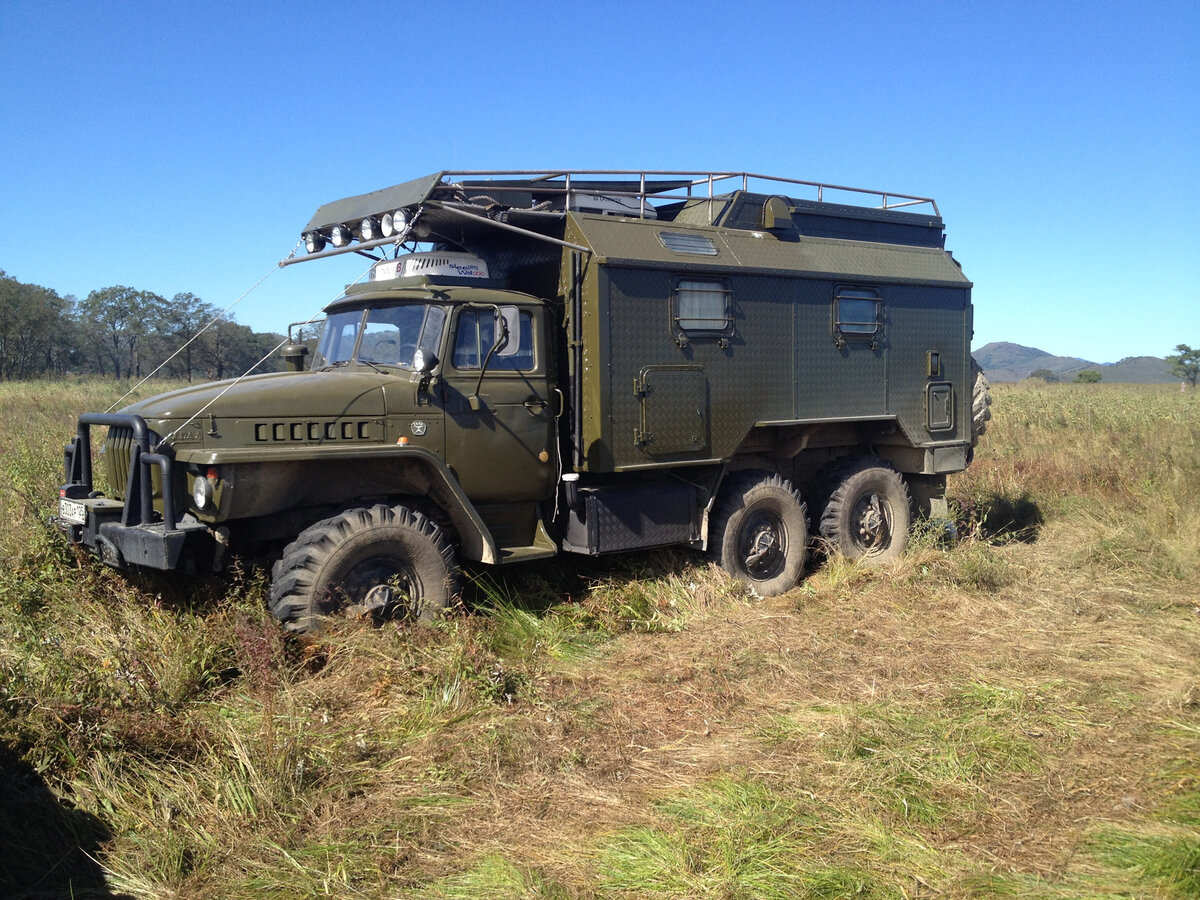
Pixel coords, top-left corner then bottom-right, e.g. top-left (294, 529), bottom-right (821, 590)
top-left (453, 309), bottom-right (535, 371)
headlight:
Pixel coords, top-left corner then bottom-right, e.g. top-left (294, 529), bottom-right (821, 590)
top-left (304, 230), bottom-right (326, 254)
top-left (193, 468), bottom-right (217, 510)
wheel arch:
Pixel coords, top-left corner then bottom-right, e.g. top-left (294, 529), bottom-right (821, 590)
top-left (388, 451), bottom-right (499, 565)
top-left (179, 446), bottom-right (499, 564)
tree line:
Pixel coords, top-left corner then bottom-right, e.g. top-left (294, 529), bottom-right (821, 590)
top-left (0, 271), bottom-right (284, 382)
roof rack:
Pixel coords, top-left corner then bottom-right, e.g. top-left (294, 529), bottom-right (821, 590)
top-left (283, 170), bottom-right (939, 267)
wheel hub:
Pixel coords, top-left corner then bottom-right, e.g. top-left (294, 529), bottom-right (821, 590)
top-left (342, 559), bottom-right (416, 618)
top-left (740, 510), bottom-right (787, 580)
top-left (345, 584), bottom-right (398, 618)
top-left (852, 493), bottom-right (891, 550)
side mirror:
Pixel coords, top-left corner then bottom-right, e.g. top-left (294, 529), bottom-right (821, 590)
top-left (413, 348), bottom-right (439, 374)
top-left (281, 343), bottom-right (310, 372)
top-left (495, 306), bottom-right (521, 357)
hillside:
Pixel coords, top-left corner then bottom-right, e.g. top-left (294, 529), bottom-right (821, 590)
top-left (974, 341), bottom-right (1175, 383)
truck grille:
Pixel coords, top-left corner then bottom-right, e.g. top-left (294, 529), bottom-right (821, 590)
top-left (102, 426), bottom-right (163, 499)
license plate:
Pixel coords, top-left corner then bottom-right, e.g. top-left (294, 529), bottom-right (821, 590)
top-left (58, 498), bottom-right (87, 525)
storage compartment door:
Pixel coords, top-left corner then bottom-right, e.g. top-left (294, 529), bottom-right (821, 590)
top-left (635, 366), bottom-right (708, 457)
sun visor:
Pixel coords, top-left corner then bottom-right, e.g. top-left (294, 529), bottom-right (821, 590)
top-left (302, 173), bottom-right (445, 233)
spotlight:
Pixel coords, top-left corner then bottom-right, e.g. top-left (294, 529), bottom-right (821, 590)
top-left (330, 224), bottom-right (353, 247)
top-left (388, 208), bottom-right (410, 235)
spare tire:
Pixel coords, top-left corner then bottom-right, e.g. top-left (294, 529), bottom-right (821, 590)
top-left (971, 357), bottom-right (992, 446)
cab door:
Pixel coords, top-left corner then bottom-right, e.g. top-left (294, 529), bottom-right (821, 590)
top-left (439, 304), bottom-right (557, 505)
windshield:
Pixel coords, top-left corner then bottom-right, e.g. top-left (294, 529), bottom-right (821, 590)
top-left (312, 304), bottom-right (447, 370)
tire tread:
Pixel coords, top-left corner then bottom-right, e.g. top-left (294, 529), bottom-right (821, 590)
top-left (268, 504), bottom-right (458, 631)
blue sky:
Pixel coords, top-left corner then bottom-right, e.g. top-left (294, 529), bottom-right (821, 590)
top-left (2, 1), bottom-right (1196, 363)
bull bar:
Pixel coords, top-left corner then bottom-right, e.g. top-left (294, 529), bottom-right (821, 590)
top-left (58, 413), bottom-right (205, 569)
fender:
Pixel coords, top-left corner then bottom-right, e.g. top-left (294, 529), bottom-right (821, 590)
top-left (175, 443), bottom-right (499, 565)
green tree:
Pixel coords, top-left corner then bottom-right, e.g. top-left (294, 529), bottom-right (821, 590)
top-left (1166, 343), bottom-right (1199, 387)
top-left (1075, 369), bottom-right (1102, 383)
top-left (0, 271), bottom-right (73, 379)
top-left (1029, 368), bottom-right (1059, 382)
top-left (149, 292), bottom-right (222, 382)
top-left (199, 319), bottom-right (282, 381)
top-left (79, 286), bottom-right (166, 379)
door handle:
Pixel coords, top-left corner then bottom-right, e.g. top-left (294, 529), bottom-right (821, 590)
top-left (523, 396), bottom-right (547, 415)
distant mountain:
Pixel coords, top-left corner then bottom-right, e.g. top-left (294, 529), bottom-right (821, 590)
top-left (973, 342), bottom-right (1175, 383)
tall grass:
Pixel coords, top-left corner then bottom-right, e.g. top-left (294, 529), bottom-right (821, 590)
top-left (1, 379), bottom-right (1198, 898)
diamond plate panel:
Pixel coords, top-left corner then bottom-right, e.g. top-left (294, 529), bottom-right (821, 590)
top-left (562, 482), bottom-right (697, 554)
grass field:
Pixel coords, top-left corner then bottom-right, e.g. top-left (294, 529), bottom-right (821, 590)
top-left (1, 378), bottom-right (1198, 899)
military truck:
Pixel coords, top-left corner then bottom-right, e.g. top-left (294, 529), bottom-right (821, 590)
top-left (56, 170), bottom-right (989, 629)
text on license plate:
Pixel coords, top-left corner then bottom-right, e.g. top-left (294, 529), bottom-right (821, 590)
top-left (59, 498), bottom-right (87, 525)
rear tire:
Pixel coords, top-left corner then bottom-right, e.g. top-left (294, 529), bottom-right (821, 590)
top-left (269, 504), bottom-right (458, 632)
top-left (709, 472), bottom-right (808, 596)
top-left (818, 458), bottom-right (911, 564)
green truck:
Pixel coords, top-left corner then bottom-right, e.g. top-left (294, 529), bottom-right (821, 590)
top-left (56, 170), bottom-right (990, 629)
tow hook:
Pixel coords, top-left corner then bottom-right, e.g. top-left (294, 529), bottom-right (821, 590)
top-left (211, 526), bottom-right (230, 573)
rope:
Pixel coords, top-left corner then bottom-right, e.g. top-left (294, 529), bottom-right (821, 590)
top-left (104, 241), bottom-right (303, 413)
top-left (153, 254), bottom-right (379, 451)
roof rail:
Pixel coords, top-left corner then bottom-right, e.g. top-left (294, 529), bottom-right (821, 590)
top-left (440, 170), bottom-right (939, 215)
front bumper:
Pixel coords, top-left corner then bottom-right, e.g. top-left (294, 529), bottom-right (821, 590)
top-left (55, 495), bottom-right (207, 570)
top-left (56, 412), bottom-right (208, 571)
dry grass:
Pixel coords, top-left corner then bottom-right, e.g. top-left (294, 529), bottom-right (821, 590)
top-left (1, 379), bottom-right (1198, 898)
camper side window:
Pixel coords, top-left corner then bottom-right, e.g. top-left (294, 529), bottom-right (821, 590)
top-left (672, 278), bottom-right (732, 343)
top-left (833, 288), bottom-right (882, 342)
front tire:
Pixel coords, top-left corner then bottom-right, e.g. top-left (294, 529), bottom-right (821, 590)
top-left (269, 504), bottom-right (459, 632)
top-left (709, 472), bottom-right (809, 596)
top-left (818, 458), bottom-right (911, 564)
